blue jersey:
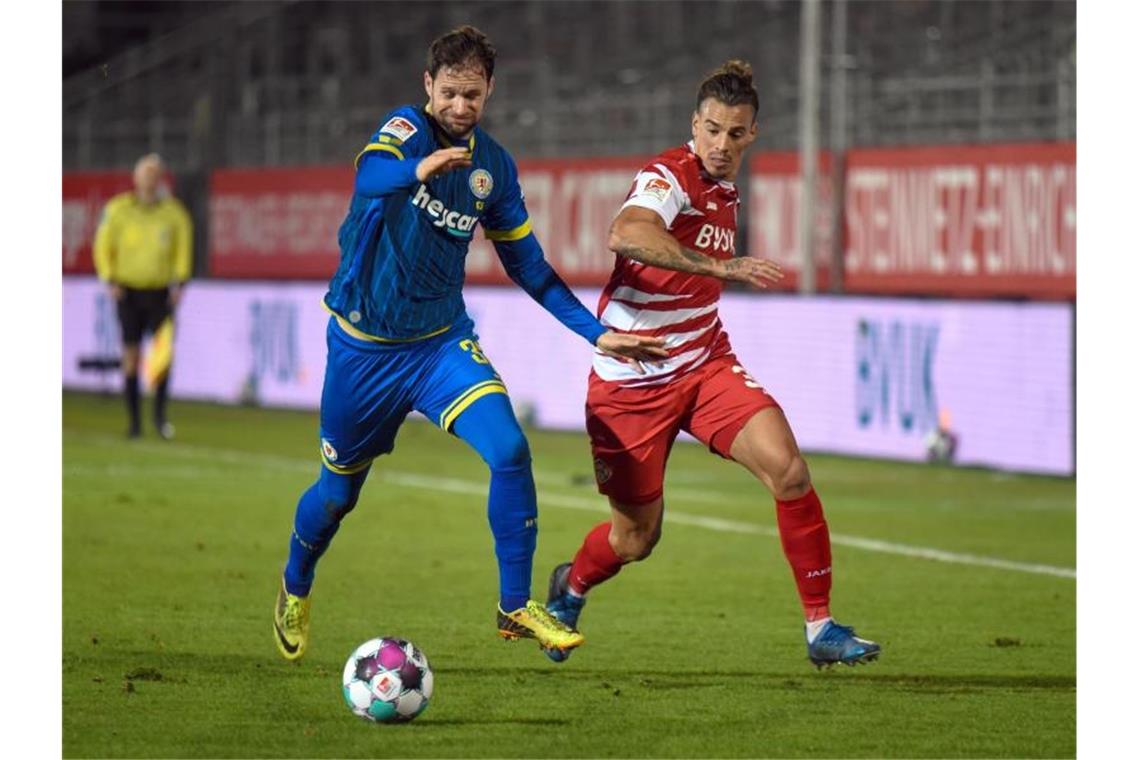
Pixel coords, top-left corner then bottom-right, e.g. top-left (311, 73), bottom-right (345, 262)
top-left (325, 105), bottom-right (554, 342)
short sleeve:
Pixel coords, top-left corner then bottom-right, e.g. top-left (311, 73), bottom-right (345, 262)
top-left (619, 162), bottom-right (690, 228)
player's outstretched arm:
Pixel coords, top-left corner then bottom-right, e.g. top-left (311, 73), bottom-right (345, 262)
top-left (608, 206), bottom-right (784, 288)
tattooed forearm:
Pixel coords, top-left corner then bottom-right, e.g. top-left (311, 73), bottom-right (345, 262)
top-left (612, 239), bottom-right (719, 276)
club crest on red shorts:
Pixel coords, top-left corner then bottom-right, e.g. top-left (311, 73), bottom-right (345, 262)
top-left (593, 457), bottom-right (613, 485)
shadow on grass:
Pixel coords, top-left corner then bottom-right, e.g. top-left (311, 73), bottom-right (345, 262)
top-left (95, 651), bottom-right (1074, 696)
top-left (437, 666), bottom-right (1075, 692)
top-left (418, 718), bottom-right (570, 727)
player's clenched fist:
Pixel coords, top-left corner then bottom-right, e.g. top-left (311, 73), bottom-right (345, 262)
top-left (716, 256), bottom-right (785, 288)
top-left (415, 147), bottom-right (473, 182)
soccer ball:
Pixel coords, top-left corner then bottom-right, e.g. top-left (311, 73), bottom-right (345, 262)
top-left (342, 637), bottom-right (434, 723)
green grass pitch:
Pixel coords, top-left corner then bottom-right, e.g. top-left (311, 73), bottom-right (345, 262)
top-left (62, 391), bottom-right (1075, 758)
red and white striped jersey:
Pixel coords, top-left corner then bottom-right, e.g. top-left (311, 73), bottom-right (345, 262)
top-left (593, 142), bottom-right (741, 387)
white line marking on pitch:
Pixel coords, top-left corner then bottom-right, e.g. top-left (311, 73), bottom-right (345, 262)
top-left (65, 432), bottom-right (1076, 580)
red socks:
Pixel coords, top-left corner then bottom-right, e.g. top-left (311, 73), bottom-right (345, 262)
top-left (568, 522), bottom-right (626, 595)
top-left (566, 491), bottom-right (832, 619)
top-left (775, 487), bottom-right (832, 617)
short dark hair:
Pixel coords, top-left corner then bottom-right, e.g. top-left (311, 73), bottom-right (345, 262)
top-left (427, 25), bottom-right (496, 80)
top-left (696, 59), bottom-right (759, 120)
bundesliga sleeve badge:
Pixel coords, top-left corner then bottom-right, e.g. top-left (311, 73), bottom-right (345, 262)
top-left (379, 116), bottom-right (418, 143)
top-left (641, 177), bottom-right (673, 203)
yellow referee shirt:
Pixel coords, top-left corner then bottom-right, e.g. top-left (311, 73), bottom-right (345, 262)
top-left (93, 192), bottom-right (192, 289)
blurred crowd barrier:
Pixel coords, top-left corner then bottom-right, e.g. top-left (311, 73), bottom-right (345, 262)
top-left (64, 140), bottom-right (1075, 299)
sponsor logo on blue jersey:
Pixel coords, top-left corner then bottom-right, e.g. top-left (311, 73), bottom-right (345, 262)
top-left (411, 184), bottom-right (479, 238)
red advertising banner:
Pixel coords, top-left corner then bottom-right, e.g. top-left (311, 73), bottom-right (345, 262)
top-left (844, 143), bottom-right (1075, 298)
top-left (466, 156), bottom-right (648, 286)
top-left (746, 151), bottom-right (835, 292)
top-left (209, 166), bottom-right (353, 280)
top-left (748, 142), bottom-right (1076, 298)
top-left (70, 142), bottom-right (1074, 299)
top-left (207, 157), bottom-right (648, 284)
top-left (62, 172), bottom-right (134, 274)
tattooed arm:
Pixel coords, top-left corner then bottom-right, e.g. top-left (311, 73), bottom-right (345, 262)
top-left (608, 206), bottom-right (783, 288)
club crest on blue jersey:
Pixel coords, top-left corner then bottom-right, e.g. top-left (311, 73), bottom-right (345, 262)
top-left (321, 438), bottom-right (338, 462)
top-left (468, 169), bottom-right (494, 200)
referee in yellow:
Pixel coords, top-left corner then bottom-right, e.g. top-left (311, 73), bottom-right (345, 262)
top-left (93, 153), bottom-right (193, 439)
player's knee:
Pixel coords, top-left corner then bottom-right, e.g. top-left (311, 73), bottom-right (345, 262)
top-left (485, 427), bottom-right (532, 472)
top-left (611, 524), bottom-right (661, 562)
top-left (454, 396), bottom-right (533, 472)
top-left (318, 471), bottom-right (365, 521)
top-left (121, 347), bottom-right (140, 375)
top-left (772, 455), bottom-right (811, 500)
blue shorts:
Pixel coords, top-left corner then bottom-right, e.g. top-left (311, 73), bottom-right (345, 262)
top-left (317, 317), bottom-right (507, 474)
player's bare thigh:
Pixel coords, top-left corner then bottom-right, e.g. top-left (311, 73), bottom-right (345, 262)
top-left (606, 495), bottom-right (664, 562)
top-left (729, 407), bottom-right (812, 500)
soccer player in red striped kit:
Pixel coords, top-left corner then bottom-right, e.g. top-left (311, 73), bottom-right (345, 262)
top-left (545, 61), bottom-right (880, 668)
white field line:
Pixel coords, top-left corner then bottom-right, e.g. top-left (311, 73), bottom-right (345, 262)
top-left (65, 433), bottom-right (1076, 580)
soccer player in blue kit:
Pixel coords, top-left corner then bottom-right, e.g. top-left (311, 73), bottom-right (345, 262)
top-left (273, 26), bottom-right (667, 662)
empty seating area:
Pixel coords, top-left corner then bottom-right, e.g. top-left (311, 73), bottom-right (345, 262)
top-left (62, 0), bottom-right (1075, 172)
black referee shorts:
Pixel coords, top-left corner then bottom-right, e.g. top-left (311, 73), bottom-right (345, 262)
top-left (117, 287), bottom-right (172, 345)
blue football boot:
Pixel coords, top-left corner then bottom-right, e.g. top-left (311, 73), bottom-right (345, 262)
top-left (807, 620), bottom-right (881, 668)
top-left (544, 562), bottom-right (586, 662)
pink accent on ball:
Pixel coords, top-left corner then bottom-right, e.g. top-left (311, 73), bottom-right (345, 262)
top-left (378, 640), bottom-right (407, 670)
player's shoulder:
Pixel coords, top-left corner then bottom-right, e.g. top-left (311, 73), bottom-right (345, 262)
top-left (160, 195), bottom-right (191, 218)
top-left (102, 192), bottom-right (135, 216)
top-left (642, 144), bottom-right (702, 184)
top-left (473, 126), bottom-right (515, 170)
top-left (373, 105), bottom-right (429, 145)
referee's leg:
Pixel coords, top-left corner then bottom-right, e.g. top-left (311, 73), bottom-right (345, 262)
top-left (115, 289), bottom-right (144, 438)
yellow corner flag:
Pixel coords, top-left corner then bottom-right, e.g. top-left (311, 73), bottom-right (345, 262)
top-left (144, 317), bottom-right (175, 389)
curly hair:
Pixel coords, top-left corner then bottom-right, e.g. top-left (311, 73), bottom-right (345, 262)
top-left (427, 25), bottom-right (496, 80)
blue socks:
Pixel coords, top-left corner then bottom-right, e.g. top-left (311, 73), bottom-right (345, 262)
top-left (284, 467), bottom-right (368, 596)
top-left (283, 393), bottom-right (537, 613)
top-left (452, 393), bottom-right (537, 613)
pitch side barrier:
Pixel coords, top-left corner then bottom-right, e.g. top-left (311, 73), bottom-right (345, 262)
top-left (63, 277), bottom-right (1073, 476)
top-left (63, 142), bottom-right (1074, 300)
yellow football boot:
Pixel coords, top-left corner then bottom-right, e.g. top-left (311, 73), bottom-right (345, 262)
top-left (273, 580), bottom-right (311, 662)
top-left (497, 599), bottom-right (585, 657)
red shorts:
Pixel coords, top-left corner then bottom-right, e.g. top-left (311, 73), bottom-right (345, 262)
top-left (586, 353), bottom-right (780, 505)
